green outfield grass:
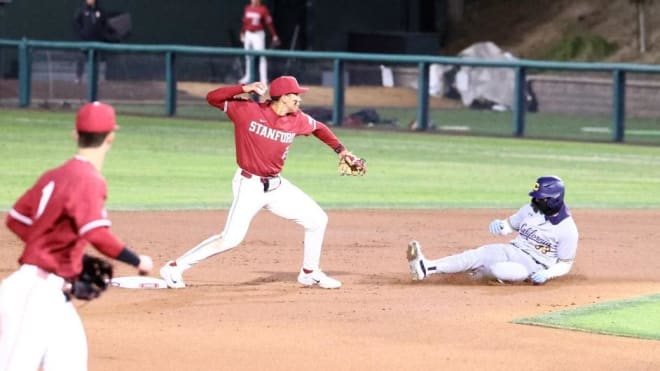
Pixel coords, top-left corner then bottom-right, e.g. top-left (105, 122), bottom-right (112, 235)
top-left (2, 108), bottom-right (660, 210)
top-left (513, 294), bottom-right (660, 340)
top-left (113, 103), bottom-right (660, 145)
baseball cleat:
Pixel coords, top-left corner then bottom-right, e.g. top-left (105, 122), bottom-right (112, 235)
top-left (406, 240), bottom-right (427, 281)
top-left (297, 269), bottom-right (342, 289)
top-left (160, 260), bottom-right (186, 289)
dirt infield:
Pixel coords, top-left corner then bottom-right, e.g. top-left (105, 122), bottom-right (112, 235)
top-left (1, 209), bottom-right (659, 371)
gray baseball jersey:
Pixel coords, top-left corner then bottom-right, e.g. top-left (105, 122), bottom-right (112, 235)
top-left (508, 203), bottom-right (579, 268)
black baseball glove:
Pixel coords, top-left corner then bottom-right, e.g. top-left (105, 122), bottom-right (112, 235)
top-left (69, 255), bottom-right (114, 301)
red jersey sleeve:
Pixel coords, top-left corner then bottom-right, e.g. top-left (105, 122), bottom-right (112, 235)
top-left (6, 214), bottom-right (30, 241)
top-left (84, 227), bottom-right (125, 258)
top-left (311, 121), bottom-right (344, 153)
top-left (70, 174), bottom-right (112, 236)
top-left (7, 186), bottom-right (37, 241)
top-left (262, 8), bottom-right (278, 38)
top-left (207, 85), bottom-right (248, 111)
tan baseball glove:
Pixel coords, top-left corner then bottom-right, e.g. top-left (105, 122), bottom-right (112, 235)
top-left (338, 152), bottom-right (367, 176)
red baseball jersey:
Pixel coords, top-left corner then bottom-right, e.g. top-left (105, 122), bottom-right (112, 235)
top-left (241, 4), bottom-right (278, 37)
top-left (207, 85), bottom-right (343, 177)
top-left (8, 156), bottom-right (120, 278)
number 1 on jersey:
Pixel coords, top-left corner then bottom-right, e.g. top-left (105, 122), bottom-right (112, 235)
top-left (36, 181), bottom-right (55, 219)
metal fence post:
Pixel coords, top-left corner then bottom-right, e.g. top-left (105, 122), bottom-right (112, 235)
top-left (165, 51), bottom-right (177, 116)
top-left (86, 48), bottom-right (98, 102)
top-left (248, 54), bottom-right (257, 83)
top-left (332, 59), bottom-right (345, 126)
top-left (612, 69), bottom-right (625, 143)
top-left (416, 62), bottom-right (430, 130)
top-left (513, 66), bottom-right (526, 137)
top-left (18, 38), bottom-right (31, 107)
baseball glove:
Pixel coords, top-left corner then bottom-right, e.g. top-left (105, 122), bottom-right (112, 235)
top-left (69, 255), bottom-right (114, 301)
top-left (338, 152), bottom-right (367, 176)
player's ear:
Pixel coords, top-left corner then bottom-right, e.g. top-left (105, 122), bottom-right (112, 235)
top-left (105, 131), bottom-right (116, 146)
top-left (72, 129), bottom-right (79, 142)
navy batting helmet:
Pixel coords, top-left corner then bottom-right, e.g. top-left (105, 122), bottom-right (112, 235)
top-left (529, 175), bottom-right (565, 215)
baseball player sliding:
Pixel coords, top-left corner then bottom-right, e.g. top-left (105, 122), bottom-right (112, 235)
top-left (407, 176), bottom-right (579, 285)
top-left (160, 76), bottom-right (366, 289)
top-left (0, 102), bottom-right (153, 371)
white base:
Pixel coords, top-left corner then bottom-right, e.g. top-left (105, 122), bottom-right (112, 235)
top-left (110, 276), bottom-right (169, 289)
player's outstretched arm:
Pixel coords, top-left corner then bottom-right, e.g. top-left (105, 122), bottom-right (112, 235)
top-left (85, 227), bottom-right (153, 275)
top-left (488, 219), bottom-right (514, 235)
top-left (530, 260), bottom-right (573, 285)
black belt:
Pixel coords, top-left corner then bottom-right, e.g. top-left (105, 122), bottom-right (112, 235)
top-left (240, 169), bottom-right (280, 192)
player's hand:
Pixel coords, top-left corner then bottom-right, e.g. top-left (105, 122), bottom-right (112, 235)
top-left (530, 270), bottom-right (548, 285)
top-left (242, 82), bottom-right (267, 96)
top-left (271, 36), bottom-right (281, 48)
top-left (137, 255), bottom-right (153, 275)
top-left (488, 220), bottom-right (504, 235)
top-left (489, 219), bottom-right (513, 235)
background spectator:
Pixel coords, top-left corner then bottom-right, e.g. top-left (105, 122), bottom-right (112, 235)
top-left (239, 0), bottom-right (280, 84)
top-left (72, 0), bottom-right (108, 83)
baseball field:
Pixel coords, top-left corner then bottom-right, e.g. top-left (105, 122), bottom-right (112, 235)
top-left (1, 108), bottom-right (659, 370)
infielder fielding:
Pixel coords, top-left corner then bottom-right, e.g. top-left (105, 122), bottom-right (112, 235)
top-left (0, 102), bottom-right (153, 371)
top-left (239, 0), bottom-right (280, 84)
top-left (160, 76), bottom-right (366, 289)
top-left (407, 176), bottom-right (579, 285)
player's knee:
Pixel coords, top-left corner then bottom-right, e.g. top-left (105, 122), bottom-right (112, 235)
top-left (305, 209), bottom-right (328, 231)
top-left (489, 262), bottom-right (530, 282)
top-left (220, 237), bottom-right (242, 250)
top-left (218, 231), bottom-right (246, 250)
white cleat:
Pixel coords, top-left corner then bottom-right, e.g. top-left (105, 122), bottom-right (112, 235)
top-left (160, 261), bottom-right (186, 289)
top-left (297, 269), bottom-right (342, 289)
top-left (406, 240), bottom-right (427, 281)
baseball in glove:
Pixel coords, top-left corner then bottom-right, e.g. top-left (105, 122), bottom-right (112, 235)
top-left (338, 152), bottom-right (367, 176)
top-left (67, 255), bottom-right (114, 301)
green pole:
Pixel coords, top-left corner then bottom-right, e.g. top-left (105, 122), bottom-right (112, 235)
top-left (18, 38), bottom-right (31, 107)
top-left (86, 49), bottom-right (98, 102)
top-left (332, 59), bottom-right (345, 126)
top-left (513, 66), bottom-right (526, 137)
top-left (416, 62), bottom-right (430, 130)
top-left (248, 55), bottom-right (257, 83)
top-left (612, 70), bottom-right (625, 143)
top-left (165, 52), bottom-right (177, 116)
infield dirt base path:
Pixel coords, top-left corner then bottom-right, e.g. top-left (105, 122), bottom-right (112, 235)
top-left (1, 209), bottom-right (659, 371)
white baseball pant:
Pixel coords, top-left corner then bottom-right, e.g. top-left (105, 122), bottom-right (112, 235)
top-left (241, 30), bottom-right (268, 84)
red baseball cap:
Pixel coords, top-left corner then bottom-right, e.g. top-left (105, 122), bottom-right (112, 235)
top-left (269, 76), bottom-right (309, 97)
top-left (75, 101), bottom-right (119, 133)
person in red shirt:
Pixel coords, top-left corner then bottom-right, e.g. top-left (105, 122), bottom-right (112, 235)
top-left (160, 76), bottom-right (364, 289)
top-left (239, 0), bottom-right (280, 84)
top-left (0, 102), bottom-right (153, 371)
